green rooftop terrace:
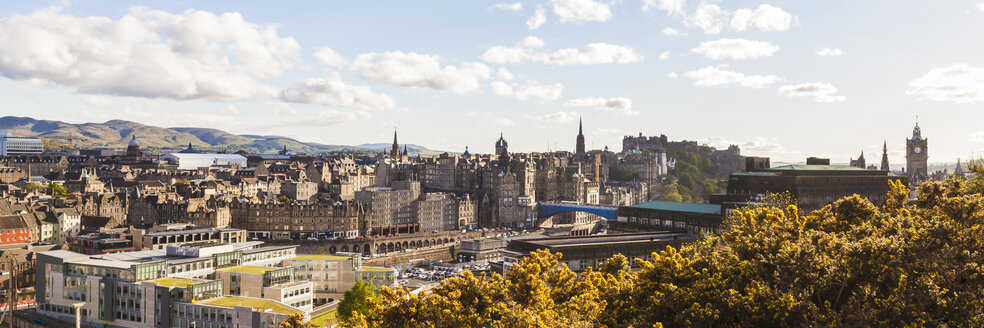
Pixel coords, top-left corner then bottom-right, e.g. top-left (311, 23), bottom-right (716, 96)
top-left (198, 296), bottom-right (300, 315)
top-left (290, 255), bottom-right (352, 261)
top-left (217, 265), bottom-right (277, 274)
top-left (359, 266), bottom-right (394, 272)
top-left (150, 277), bottom-right (199, 288)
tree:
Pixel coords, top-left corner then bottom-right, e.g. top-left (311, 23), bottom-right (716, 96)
top-left (279, 313), bottom-right (313, 328)
top-left (278, 195), bottom-right (290, 204)
top-left (346, 178), bottom-right (984, 327)
top-left (338, 280), bottom-right (378, 322)
top-left (50, 182), bottom-right (69, 198)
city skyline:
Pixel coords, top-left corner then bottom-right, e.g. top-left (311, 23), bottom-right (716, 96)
top-left (1, 1), bottom-right (984, 162)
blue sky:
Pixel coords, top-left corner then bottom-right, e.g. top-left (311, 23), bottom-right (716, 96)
top-left (1, 0), bottom-right (983, 163)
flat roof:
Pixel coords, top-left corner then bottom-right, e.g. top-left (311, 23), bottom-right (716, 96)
top-left (359, 266), bottom-right (394, 272)
top-left (769, 164), bottom-right (867, 171)
top-left (629, 200), bottom-right (721, 215)
top-left (197, 296), bottom-right (300, 315)
top-left (516, 232), bottom-right (690, 248)
top-left (242, 245), bottom-right (296, 254)
top-left (150, 277), bottom-right (201, 288)
top-left (289, 255), bottom-right (352, 261)
top-left (217, 265), bottom-right (277, 274)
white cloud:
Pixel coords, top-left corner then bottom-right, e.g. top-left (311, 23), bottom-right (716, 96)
top-left (464, 111), bottom-right (478, 117)
top-left (643, 0), bottom-right (685, 15)
top-left (527, 6), bottom-right (548, 29)
top-left (491, 80), bottom-right (564, 103)
top-left (659, 51), bottom-right (671, 60)
top-left (267, 101), bottom-right (298, 115)
top-left (494, 118), bottom-right (515, 126)
top-left (686, 3), bottom-right (729, 34)
top-left (80, 95), bottom-right (115, 108)
top-left (350, 51), bottom-right (491, 94)
top-left (684, 66), bottom-right (782, 88)
top-left (549, 0), bottom-right (612, 23)
top-left (907, 64), bottom-right (984, 104)
top-left (482, 40), bottom-right (643, 65)
top-left (564, 97), bottom-right (638, 115)
top-left (729, 4), bottom-right (794, 32)
top-left (976, 3), bottom-right (984, 11)
top-left (0, 7), bottom-right (301, 101)
top-left (220, 104), bottom-right (240, 115)
top-left (534, 111), bottom-right (579, 122)
top-left (648, 2), bottom-right (796, 35)
top-left (815, 48), bottom-right (845, 56)
top-left (280, 73), bottom-right (396, 109)
top-left (520, 36), bottom-right (546, 48)
top-left (667, 72), bottom-right (679, 79)
top-left (313, 47), bottom-right (347, 68)
top-left (661, 27), bottom-right (681, 36)
top-left (970, 130), bottom-right (984, 143)
top-left (778, 82), bottom-right (846, 103)
top-left (691, 38), bottom-right (780, 60)
top-left (491, 2), bottom-right (523, 12)
top-left (496, 67), bottom-right (515, 80)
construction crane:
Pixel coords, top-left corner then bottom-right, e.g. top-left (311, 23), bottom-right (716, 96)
top-left (46, 134), bottom-right (88, 154)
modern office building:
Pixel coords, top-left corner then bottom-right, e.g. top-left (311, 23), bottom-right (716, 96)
top-left (37, 242), bottom-right (311, 328)
top-left (0, 132), bottom-right (43, 155)
top-left (282, 253), bottom-right (396, 305)
top-left (160, 153), bottom-right (247, 170)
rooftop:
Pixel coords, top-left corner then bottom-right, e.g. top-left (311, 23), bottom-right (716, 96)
top-left (289, 254), bottom-right (352, 261)
top-left (197, 296), bottom-right (300, 315)
top-left (629, 200), bottom-right (722, 215)
top-left (769, 164), bottom-right (867, 171)
top-left (515, 232), bottom-right (694, 248)
top-left (217, 265), bottom-right (277, 274)
top-left (359, 266), bottom-right (394, 272)
top-left (150, 277), bottom-right (200, 288)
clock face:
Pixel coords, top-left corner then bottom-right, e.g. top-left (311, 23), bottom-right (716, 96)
top-left (914, 147), bottom-right (922, 154)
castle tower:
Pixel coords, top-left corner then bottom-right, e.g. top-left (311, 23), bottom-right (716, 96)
top-left (495, 133), bottom-right (509, 168)
top-left (850, 151), bottom-right (866, 168)
top-left (576, 117), bottom-right (585, 155)
top-left (906, 123), bottom-right (929, 183)
top-left (881, 141), bottom-right (890, 171)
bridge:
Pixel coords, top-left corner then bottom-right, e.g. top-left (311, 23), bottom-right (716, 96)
top-left (536, 202), bottom-right (619, 221)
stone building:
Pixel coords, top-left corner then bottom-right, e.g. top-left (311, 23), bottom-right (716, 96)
top-left (228, 199), bottom-right (364, 240)
top-left (906, 123), bottom-right (929, 184)
top-left (715, 157), bottom-right (906, 212)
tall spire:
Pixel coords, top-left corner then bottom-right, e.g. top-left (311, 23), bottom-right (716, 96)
top-left (390, 128), bottom-right (399, 159)
top-left (575, 116), bottom-right (586, 155)
top-left (881, 140), bottom-right (890, 171)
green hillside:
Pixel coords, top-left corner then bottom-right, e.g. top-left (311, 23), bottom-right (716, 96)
top-left (0, 116), bottom-right (446, 155)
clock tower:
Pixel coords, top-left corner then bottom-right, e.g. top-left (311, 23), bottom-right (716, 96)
top-left (906, 123), bottom-right (928, 183)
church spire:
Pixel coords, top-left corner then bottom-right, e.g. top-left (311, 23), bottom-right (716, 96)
top-left (575, 117), bottom-right (586, 155)
top-left (881, 140), bottom-right (890, 171)
top-left (390, 128), bottom-right (399, 159)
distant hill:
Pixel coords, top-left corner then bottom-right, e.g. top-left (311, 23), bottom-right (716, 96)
top-left (0, 116), bottom-right (446, 155)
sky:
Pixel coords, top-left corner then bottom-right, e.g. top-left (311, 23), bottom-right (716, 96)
top-left (1, 0), bottom-right (983, 163)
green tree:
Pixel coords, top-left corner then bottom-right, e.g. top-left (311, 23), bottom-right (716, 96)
top-left (347, 178), bottom-right (984, 327)
top-left (338, 280), bottom-right (378, 322)
top-left (278, 195), bottom-right (290, 203)
top-left (279, 313), bottom-right (313, 328)
top-left (50, 182), bottom-right (69, 198)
